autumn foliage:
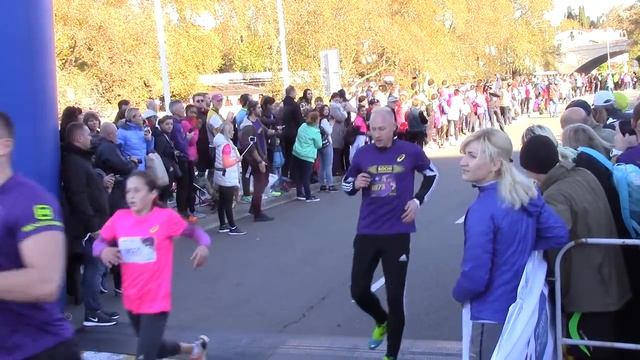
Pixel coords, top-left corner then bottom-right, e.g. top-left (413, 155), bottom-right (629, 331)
top-left (54, 0), bottom-right (555, 110)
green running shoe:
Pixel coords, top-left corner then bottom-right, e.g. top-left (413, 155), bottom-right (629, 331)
top-left (383, 356), bottom-right (395, 360)
top-left (368, 322), bottom-right (387, 350)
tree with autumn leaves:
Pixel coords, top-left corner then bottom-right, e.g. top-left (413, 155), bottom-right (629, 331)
top-left (54, 0), bottom-right (556, 111)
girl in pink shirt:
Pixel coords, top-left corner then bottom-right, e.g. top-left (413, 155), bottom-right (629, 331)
top-left (93, 171), bottom-right (211, 360)
top-left (181, 105), bottom-right (200, 162)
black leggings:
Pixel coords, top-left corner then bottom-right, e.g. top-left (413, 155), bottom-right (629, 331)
top-left (128, 312), bottom-right (181, 360)
top-left (217, 185), bottom-right (237, 227)
top-left (176, 160), bottom-right (195, 215)
top-left (350, 233), bottom-right (410, 358)
top-left (293, 155), bottom-right (314, 199)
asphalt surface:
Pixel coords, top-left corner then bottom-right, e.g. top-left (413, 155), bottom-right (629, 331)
top-left (74, 112), bottom-right (567, 359)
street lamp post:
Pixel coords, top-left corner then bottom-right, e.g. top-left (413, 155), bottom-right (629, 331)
top-left (276, 0), bottom-right (290, 89)
top-left (154, 0), bottom-right (171, 111)
top-left (606, 38), bottom-right (611, 73)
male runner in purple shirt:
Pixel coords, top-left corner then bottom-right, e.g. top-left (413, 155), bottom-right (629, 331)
top-left (342, 106), bottom-right (438, 360)
top-left (0, 112), bottom-right (78, 359)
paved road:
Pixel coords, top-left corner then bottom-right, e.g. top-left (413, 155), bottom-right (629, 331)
top-left (75, 114), bottom-right (565, 359)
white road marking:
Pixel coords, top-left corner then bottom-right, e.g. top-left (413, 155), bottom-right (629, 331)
top-left (370, 277), bottom-right (386, 292)
top-left (351, 277), bottom-right (386, 303)
top-left (455, 215), bottom-right (465, 224)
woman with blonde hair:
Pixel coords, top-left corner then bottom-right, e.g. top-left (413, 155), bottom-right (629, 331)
top-left (453, 128), bottom-right (568, 358)
top-left (561, 123), bottom-right (612, 157)
top-left (521, 124), bottom-right (577, 162)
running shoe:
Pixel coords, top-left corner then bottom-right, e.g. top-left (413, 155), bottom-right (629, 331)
top-left (114, 287), bottom-right (123, 296)
top-left (368, 322), bottom-right (387, 350)
top-left (269, 190), bottom-right (282, 197)
top-left (383, 356), bottom-right (395, 360)
top-left (83, 311), bottom-right (117, 327)
top-left (305, 196), bottom-right (320, 202)
top-left (328, 186), bottom-right (339, 192)
top-left (228, 226), bottom-right (247, 236)
top-left (99, 284), bottom-right (108, 294)
top-left (218, 224), bottom-right (231, 233)
top-left (103, 310), bottom-right (120, 319)
top-left (190, 335), bottom-right (209, 360)
top-left (296, 195), bottom-right (306, 201)
top-left (240, 195), bottom-right (252, 204)
top-left (320, 185), bottom-right (328, 192)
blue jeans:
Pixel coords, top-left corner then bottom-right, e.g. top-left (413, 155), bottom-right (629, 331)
top-left (82, 236), bottom-right (104, 316)
top-left (319, 146), bottom-right (333, 186)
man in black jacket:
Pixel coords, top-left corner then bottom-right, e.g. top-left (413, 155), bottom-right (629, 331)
top-left (61, 122), bottom-right (118, 327)
top-left (94, 122), bottom-right (137, 211)
top-left (281, 85), bottom-right (304, 180)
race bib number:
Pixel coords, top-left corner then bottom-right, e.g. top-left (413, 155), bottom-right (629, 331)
top-left (370, 174), bottom-right (397, 197)
top-left (118, 237), bottom-right (157, 264)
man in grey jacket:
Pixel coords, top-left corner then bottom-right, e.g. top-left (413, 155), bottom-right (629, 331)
top-left (520, 135), bottom-right (631, 359)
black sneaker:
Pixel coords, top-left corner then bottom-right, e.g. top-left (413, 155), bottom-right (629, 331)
top-left (114, 287), bottom-right (122, 296)
top-left (218, 224), bottom-right (231, 233)
top-left (99, 285), bottom-right (108, 294)
top-left (296, 195), bottom-right (306, 201)
top-left (320, 185), bottom-right (328, 192)
top-left (228, 226), bottom-right (247, 235)
top-left (103, 310), bottom-right (120, 319)
top-left (83, 311), bottom-right (117, 327)
top-left (254, 213), bottom-right (274, 222)
top-left (306, 196), bottom-right (320, 203)
top-left (328, 186), bottom-right (339, 192)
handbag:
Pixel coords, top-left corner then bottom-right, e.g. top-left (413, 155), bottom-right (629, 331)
top-left (145, 153), bottom-right (170, 187)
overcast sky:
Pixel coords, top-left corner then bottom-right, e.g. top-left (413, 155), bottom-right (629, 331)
top-left (545, 0), bottom-right (637, 25)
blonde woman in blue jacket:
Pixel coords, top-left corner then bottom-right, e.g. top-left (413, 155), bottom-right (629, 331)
top-left (454, 128), bottom-right (568, 359)
top-left (293, 111), bottom-right (322, 202)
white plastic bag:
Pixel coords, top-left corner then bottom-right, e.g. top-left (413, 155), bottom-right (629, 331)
top-left (145, 153), bottom-right (169, 187)
top-left (491, 251), bottom-right (555, 360)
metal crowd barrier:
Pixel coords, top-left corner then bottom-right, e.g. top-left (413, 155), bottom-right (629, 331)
top-left (554, 238), bottom-right (640, 359)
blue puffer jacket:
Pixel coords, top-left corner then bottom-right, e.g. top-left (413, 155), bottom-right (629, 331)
top-left (117, 121), bottom-right (154, 171)
top-left (452, 182), bottom-right (568, 323)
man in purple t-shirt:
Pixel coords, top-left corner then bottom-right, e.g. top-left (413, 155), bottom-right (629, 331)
top-left (342, 107), bottom-right (438, 360)
top-left (0, 113), bottom-right (79, 359)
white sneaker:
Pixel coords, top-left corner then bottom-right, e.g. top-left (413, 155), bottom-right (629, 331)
top-left (190, 335), bottom-right (209, 360)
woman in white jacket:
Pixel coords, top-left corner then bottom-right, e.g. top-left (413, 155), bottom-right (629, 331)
top-left (213, 122), bottom-right (246, 235)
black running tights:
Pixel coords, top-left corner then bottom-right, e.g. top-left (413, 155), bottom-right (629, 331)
top-left (350, 233), bottom-right (410, 358)
top-left (128, 312), bottom-right (181, 360)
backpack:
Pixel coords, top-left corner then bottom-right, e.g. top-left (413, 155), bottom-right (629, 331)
top-left (344, 124), bottom-right (358, 147)
top-left (579, 147), bottom-right (640, 238)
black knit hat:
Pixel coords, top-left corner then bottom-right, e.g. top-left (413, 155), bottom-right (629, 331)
top-left (566, 99), bottom-right (592, 117)
top-left (520, 135), bottom-right (559, 175)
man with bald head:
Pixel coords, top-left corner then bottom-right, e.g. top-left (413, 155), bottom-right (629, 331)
top-left (562, 103), bottom-right (615, 143)
top-left (343, 106), bottom-right (439, 360)
top-left (95, 121), bottom-right (137, 211)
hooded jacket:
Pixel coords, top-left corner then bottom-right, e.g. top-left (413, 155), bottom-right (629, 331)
top-left (117, 121), bottom-right (154, 170)
top-left (293, 123), bottom-right (322, 163)
top-left (453, 182), bottom-right (568, 323)
top-left (541, 161), bottom-right (631, 312)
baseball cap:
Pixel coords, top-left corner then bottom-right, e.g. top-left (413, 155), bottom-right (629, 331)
top-left (387, 95), bottom-right (399, 103)
top-left (142, 109), bottom-right (157, 119)
top-left (593, 91), bottom-right (615, 107)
